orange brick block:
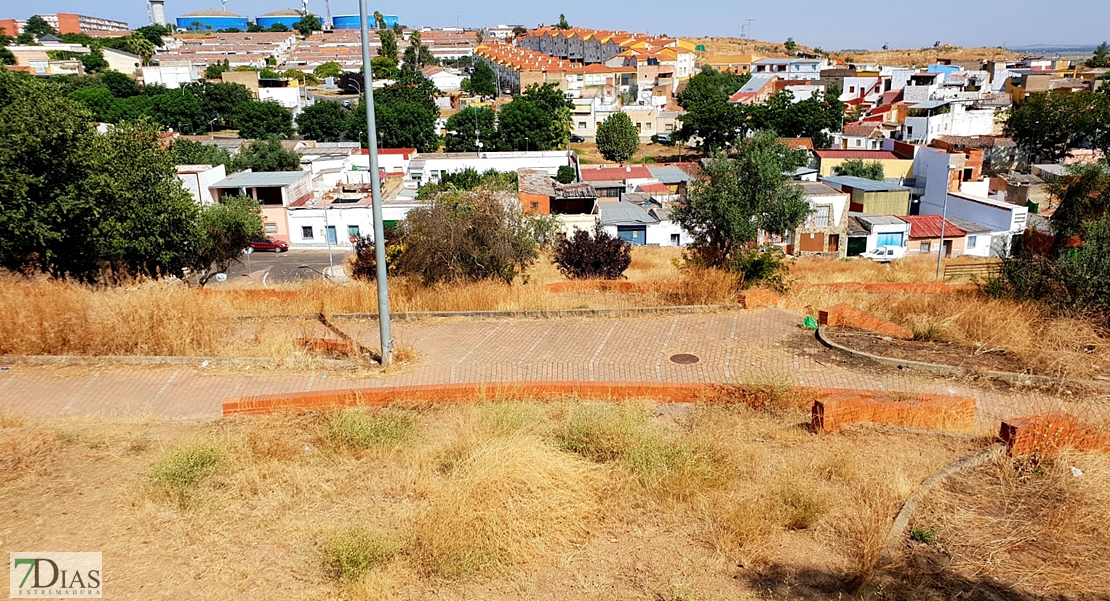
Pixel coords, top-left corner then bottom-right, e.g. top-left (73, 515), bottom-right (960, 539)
top-left (813, 391), bottom-right (975, 433)
top-left (298, 338), bottom-right (355, 356)
top-left (739, 289), bottom-right (781, 309)
top-left (1000, 414), bottom-right (1110, 456)
top-left (818, 305), bottom-right (913, 339)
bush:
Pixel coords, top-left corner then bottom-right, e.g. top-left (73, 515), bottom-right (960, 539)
top-left (553, 225), bottom-right (632, 280)
top-left (319, 526), bottom-right (396, 581)
top-left (323, 409), bottom-right (415, 450)
top-left (726, 247), bottom-right (790, 291)
top-left (349, 234), bottom-right (403, 281)
top-left (149, 442), bottom-right (224, 507)
top-left (395, 190), bottom-right (539, 285)
top-left (555, 165), bottom-right (577, 184)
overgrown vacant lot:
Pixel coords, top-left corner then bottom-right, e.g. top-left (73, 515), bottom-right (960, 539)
top-left (4, 399), bottom-right (1104, 600)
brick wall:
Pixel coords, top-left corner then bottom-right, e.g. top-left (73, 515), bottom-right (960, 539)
top-left (818, 304), bottom-right (913, 339)
top-left (1000, 414), bottom-right (1110, 457)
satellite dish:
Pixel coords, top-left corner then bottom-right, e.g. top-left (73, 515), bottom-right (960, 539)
top-left (215, 273), bottom-right (228, 283)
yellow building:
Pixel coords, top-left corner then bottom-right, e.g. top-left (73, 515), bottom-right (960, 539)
top-left (814, 150), bottom-right (915, 179)
top-left (701, 54), bottom-right (761, 74)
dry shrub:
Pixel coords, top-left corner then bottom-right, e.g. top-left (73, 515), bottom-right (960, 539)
top-left (702, 492), bottom-right (779, 564)
top-left (319, 525), bottom-right (398, 583)
top-left (0, 429), bottom-right (62, 484)
top-left (789, 255), bottom-right (945, 284)
top-left (775, 476), bottom-right (831, 530)
top-left (148, 441), bottom-right (226, 508)
top-left (320, 408), bottom-right (416, 452)
top-left (409, 435), bottom-right (603, 577)
top-left (837, 482), bottom-right (901, 592)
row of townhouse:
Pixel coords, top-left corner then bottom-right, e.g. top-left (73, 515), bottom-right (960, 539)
top-left (519, 27), bottom-right (697, 79)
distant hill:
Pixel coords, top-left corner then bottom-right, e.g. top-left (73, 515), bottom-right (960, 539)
top-left (688, 37), bottom-right (1021, 68)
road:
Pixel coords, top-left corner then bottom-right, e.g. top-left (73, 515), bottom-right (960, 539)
top-left (209, 248), bottom-right (354, 285)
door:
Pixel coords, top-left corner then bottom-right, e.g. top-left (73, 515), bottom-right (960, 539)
top-left (828, 234), bottom-right (840, 253)
top-left (847, 237), bottom-right (868, 257)
top-left (943, 239), bottom-right (953, 258)
top-left (326, 226), bottom-right (337, 245)
top-left (798, 232), bottom-right (825, 252)
top-left (617, 226), bottom-right (646, 245)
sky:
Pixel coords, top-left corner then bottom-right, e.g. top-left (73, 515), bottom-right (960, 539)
top-left (19, 0), bottom-right (1108, 50)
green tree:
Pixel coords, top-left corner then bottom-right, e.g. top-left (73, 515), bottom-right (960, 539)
top-left (151, 90), bottom-right (208, 134)
top-left (675, 67), bottom-right (753, 151)
top-left (556, 165), bottom-right (577, 184)
top-left (752, 89), bottom-right (844, 149)
top-left (100, 71), bottom-right (139, 97)
top-left (402, 31), bottom-right (437, 71)
top-left (0, 46), bottom-right (15, 66)
top-left (833, 158), bottom-right (885, 180)
top-left (282, 69), bottom-right (319, 85)
top-left (267, 23), bottom-right (290, 33)
top-left (468, 61), bottom-right (497, 97)
top-left (134, 24), bottom-right (170, 48)
top-left (294, 15), bottom-right (322, 38)
top-left (349, 70), bottom-right (440, 151)
top-left (514, 82), bottom-right (573, 149)
top-left (1004, 91), bottom-right (1110, 161)
top-left (205, 63), bottom-right (230, 80)
top-left (195, 81), bottom-right (253, 128)
top-left (373, 11), bottom-right (385, 30)
top-left (444, 107), bottom-right (497, 152)
top-left (595, 112), bottom-right (640, 163)
top-left (784, 38), bottom-right (797, 52)
top-left (378, 28), bottom-right (399, 62)
top-left (313, 61), bottom-right (344, 80)
top-left (167, 139), bottom-right (235, 171)
top-left (232, 100), bottom-right (295, 139)
top-left (371, 57), bottom-right (398, 79)
top-left (23, 16), bottom-right (55, 38)
top-left (79, 51), bottom-right (108, 74)
top-left (247, 22), bottom-right (265, 33)
top-left (497, 98), bottom-right (552, 151)
top-left (232, 138), bottom-right (301, 172)
top-left (192, 195), bottom-right (265, 285)
top-left (1087, 42), bottom-right (1110, 68)
top-left (122, 33), bottom-right (156, 66)
top-left (557, 14), bottom-right (571, 30)
top-left (69, 87), bottom-right (117, 122)
top-left (1046, 163), bottom-right (1110, 248)
top-left (672, 131), bottom-right (810, 269)
top-left (296, 100), bottom-right (349, 142)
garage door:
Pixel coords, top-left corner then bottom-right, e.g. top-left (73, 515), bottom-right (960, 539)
top-left (798, 232), bottom-right (825, 252)
top-left (617, 226), bottom-right (646, 245)
top-left (876, 232), bottom-right (904, 247)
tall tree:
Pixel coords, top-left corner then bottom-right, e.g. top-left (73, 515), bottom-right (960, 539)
top-left (23, 16), bottom-right (55, 38)
top-left (497, 99), bottom-right (552, 151)
top-left (444, 107), bottom-right (497, 152)
top-left (468, 61), bottom-right (497, 97)
top-left (68, 87), bottom-right (117, 122)
top-left (675, 67), bottom-right (752, 151)
top-left (373, 11), bottom-right (385, 30)
top-left (595, 112), bottom-right (640, 163)
top-left (557, 14), bottom-right (571, 30)
top-left (231, 100), bottom-right (295, 139)
top-left (1046, 163), bottom-right (1110, 249)
top-left (167, 139), bottom-right (235, 171)
top-left (134, 24), bottom-right (170, 48)
top-left (349, 70), bottom-right (440, 151)
top-left (296, 100), bottom-right (349, 142)
top-left (232, 138), bottom-right (302, 172)
top-left (520, 82), bottom-right (573, 148)
top-left (313, 61), bottom-right (344, 79)
top-left (377, 28), bottom-right (399, 62)
top-left (150, 90), bottom-right (208, 134)
top-left (100, 71), bottom-right (139, 98)
top-left (371, 56), bottom-right (398, 79)
top-left (1087, 42), bottom-right (1110, 68)
top-left (672, 131), bottom-right (810, 269)
top-left (1004, 91), bottom-right (1110, 162)
top-left (402, 30), bottom-right (437, 71)
top-left (294, 15), bottom-right (322, 38)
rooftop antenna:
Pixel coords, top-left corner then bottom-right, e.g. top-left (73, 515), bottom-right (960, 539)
top-left (302, 0), bottom-right (309, 16)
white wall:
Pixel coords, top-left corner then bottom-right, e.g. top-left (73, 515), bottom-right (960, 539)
top-left (412, 152), bottom-right (573, 184)
top-left (177, 164), bottom-right (226, 205)
top-left (962, 232), bottom-right (993, 257)
top-left (286, 204), bottom-right (422, 248)
top-left (258, 87), bottom-right (302, 111)
top-left (142, 64), bottom-right (199, 89)
top-left (102, 48), bottom-right (142, 75)
top-left (645, 221), bottom-right (692, 246)
top-left (866, 224), bottom-right (911, 253)
top-left (351, 151), bottom-right (414, 174)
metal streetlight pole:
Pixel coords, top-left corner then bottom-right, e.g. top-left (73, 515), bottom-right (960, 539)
top-left (323, 206), bottom-right (334, 276)
top-left (360, 0), bottom-right (394, 366)
top-left (935, 194), bottom-right (949, 280)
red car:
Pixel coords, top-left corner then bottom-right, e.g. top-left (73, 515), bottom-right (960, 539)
top-left (249, 239), bottom-right (289, 253)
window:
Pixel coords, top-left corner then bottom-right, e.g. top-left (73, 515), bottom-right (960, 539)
top-left (967, 235), bottom-right (977, 248)
top-left (348, 225), bottom-right (360, 238)
top-left (855, 139), bottom-right (862, 146)
top-left (578, 121), bottom-right (587, 129)
top-left (264, 223), bottom-right (278, 234)
top-left (920, 241), bottom-right (932, 254)
top-left (301, 226), bottom-right (313, 239)
top-left (849, 86), bottom-right (855, 93)
top-left (530, 202), bottom-right (539, 210)
top-left (811, 205), bottom-right (831, 227)
top-left (670, 234), bottom-right (680, 245)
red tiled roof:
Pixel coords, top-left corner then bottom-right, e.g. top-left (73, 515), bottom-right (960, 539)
top-left (637, 183), bottom-right (671, 193)
top-left (902, 215), bottom-right (967, 239)
top-left (815, 150), bottom-right (901, 160)
top-left (579, 165), bottom-right (653, 181)
top-left (780, 138), bottom-right (814, 150)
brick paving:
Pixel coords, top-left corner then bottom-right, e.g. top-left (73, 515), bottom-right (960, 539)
top-left (0, 308), bottom-right (1085, 424)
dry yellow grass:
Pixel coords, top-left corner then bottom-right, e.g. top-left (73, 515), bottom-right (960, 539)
top-left (0, 399), bottom-right (997, 600)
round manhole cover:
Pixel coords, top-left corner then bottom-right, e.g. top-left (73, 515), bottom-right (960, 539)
top-left (669, 353), bottom-right (700, 365)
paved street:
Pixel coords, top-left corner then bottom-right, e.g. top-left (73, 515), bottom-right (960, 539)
top-left (207, 248), bottom-right (354, 285)
top-left (0, 308), bottom-right (1083, 424)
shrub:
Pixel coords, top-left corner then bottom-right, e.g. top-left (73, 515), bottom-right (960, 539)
top-left (726, 247), bottom-right (790, 291)
top-left (555, 165), bottom-right (577, 184)
top-left (319, 526), bottom-right (396, 581)
top-left (395, 190), bottom-right (539, 285)
top-left (349, 235), bottom-right (403, 281)
top-left (149, 442), bottom-right (224, 507)
top-left (910, 527), bottom-right (936, 544)
top-left (323, 409), bottom-right (415, 450)
top-left (553, 225), bottom-right (632, 280)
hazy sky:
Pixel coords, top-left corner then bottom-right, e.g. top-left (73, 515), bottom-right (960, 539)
top-left (20, 0), bottom-right (1108, 50)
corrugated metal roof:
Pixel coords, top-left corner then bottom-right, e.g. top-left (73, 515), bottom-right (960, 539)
top-left (211, 171), bottom-right (307, 188)
top-left (910, 100), bottom-right (951, 110)
top-left (797, 182), bottom-right (844, 196)
top-left (646, 165), bottom-right (695, 184)
top-left (852, 212), bottom-right (907, 227)
top-left (597, 202), bottom-right (658, 226)
top-left (902, 215), bottom-right (967, 239)
top-left (945, 216), bottom-right (993, 234)
top-left (820, 175), bottom-right (909, 192)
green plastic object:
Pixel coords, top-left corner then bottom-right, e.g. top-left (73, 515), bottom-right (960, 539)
top-left (803, 315), bottom-right (818, 330)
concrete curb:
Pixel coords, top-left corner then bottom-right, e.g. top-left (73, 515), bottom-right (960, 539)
top-left (881, 445), bottom-right (1000, 564)
top-left (815, 326), bottom-right (1110, 392)
top-left (236, 304), bottom-right (742, 321)
top-left (0, 355), bottom-right (361, 369)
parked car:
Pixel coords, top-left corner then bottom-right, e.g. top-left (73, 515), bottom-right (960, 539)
top-left (652, 133), bottom-right (675, 146)
top-left (569, 133), bottom-right (585, 143)
top-left (249, 239), bottom-right (289, 253)
top-left (861, 245), bottom-right (905, 262)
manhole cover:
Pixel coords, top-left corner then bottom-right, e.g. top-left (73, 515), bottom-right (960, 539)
top-left (669, 353), bottom-right (700, 365)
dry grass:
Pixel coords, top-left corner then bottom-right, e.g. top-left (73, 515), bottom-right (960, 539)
top-left (0, 399), bottom-right (1000, 600)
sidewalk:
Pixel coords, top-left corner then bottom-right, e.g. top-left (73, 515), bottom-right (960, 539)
top-left (0, 308), bottom-right (1074, 423)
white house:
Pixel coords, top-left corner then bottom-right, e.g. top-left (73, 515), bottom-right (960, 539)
top-left (904, 100), bottom-right (996, 145)
top-left (847, 213), bottom-right (911, 255)
top-left (422, 66), bottom-right (465, 92)
top-left (405, 151), bottom-right (577, 188)
top-left (286, 194), bottom-right (425, 249)
top-left (594, 200), bottom-right (689, 247)
top-left (141, 61), bottom-right (200, 89)
top-left (102, 48), bottom-right (142, 75)
top-left (177, 164), bottom-right (226, 205)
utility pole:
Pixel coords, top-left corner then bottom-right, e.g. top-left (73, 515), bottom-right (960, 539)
top-left (359, 0), bottom-right (394, 366)
top-left (935, 195), bottom-right (949, 280)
